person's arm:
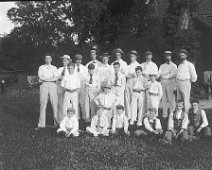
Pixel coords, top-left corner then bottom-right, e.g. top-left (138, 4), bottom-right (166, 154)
top-left (112, 117), bottom-right (116, 132)
top-left (57, 117), bottom-right (67, 133)
top-left (144, 118), bottom-right (154, 132)
top-left (158, 83), bottom-right (163, 100)
top-left (168, 112), bottom-right (174, 131)
top-left (166, 64), bottom-right (177, 79)
top-left (181, 113), bottom-right (189, 130)
top-left (189, 62), bottom-right (197, 82)
top-left (124, 116), bottom-right (129, 133)
top-left (90, 117), bottom-right (97, 130)
top-left (121, 75), bottom-right (126, 90)
top-left (69, 116), bottom-right (79, 134)
top-left (198, 110), bottom-right (208, 132)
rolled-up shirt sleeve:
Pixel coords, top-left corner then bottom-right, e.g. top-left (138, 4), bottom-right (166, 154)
top-left (200, 110), bottom-right (208, 128)
top-left (144, 118), bottom-right (154, 132)
top-left (181, 113), bottom-right (189, 130)
top-left (189, 63), bottom-right (197, 82)
top-left (168, 112), bottom-right (174, 130)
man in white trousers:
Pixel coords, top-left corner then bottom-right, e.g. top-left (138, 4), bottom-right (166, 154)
top-left (159, 51), bottom-right (177, 118)
top-left (36, 54), bottom-right (59, 129)
top-left (57, 55), bottom-right (71, 124)
top-left (61, 63), bottom-right (81, 119)
top-left (176, 49), bottom-right (197, 113)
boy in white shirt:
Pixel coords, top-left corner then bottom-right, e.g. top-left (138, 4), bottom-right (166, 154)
top-left (57, 107), bottom-right (79, 137)
top-left (135, 108), bottom-right (163, 137)
top-left (111, 105), bottom-right (130, 138)
top-left (86, 105), bottom-right (109, 137)
top-left (130, 66), bottom-right (148, 126)
top-left (159, 100), bottom-right (189, 145)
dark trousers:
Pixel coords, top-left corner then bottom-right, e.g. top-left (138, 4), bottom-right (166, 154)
top-left (112, 128), bottom-right (128, 138)
top-left (164, 130), bottom-right (188, 143)
top-left (188, 125), bottom-right (211, 137)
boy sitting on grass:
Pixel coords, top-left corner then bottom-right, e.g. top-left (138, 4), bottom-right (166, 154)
top-left (57, 107), bottom-right (79, 137)
top-left (134, 108), bottom-right (163, 138)
top-left (159, 100), bottom-right (189, 145)
top-left (86, 104), bottom-right (109, 137)
top-left (111, 105), bottom-right (130, 138)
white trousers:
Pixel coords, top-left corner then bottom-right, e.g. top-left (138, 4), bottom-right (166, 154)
top-left (57, 86), bottom-right (65, 124)
top-left (63, 91), bottom-right (79, 118)
top-left (38, 82), bottom-right (58, 128)
top-left (177, 80), bottom-right (191, 113)
top-left (86, 127), bottom-right (109, 136)
top-left (130, 91), bottom-right (146, 126)
top-left (112, 86), bottom-right (125, 106)
top-left (125, 79), bottom-right (133, 118)
top-left (147, 94), bottom-right (160, 116)
top-left (161, 79), bottom-right (176, 117)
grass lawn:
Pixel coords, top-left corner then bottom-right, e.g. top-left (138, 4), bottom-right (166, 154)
top-left (0, 88), bottom-right (212, 170)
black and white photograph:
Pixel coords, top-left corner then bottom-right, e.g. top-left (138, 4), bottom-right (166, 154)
top-left (0, 0), bottom-right (212, 169)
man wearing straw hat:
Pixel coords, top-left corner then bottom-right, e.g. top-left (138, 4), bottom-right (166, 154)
top-left (125, 50), bottom-right (141, 118)
top-left (159, 51), bottom-right (177, 119)
top-left (111, 48), bottom-right (128, 75)
top-left (57, 55), bottom-right (71, 124)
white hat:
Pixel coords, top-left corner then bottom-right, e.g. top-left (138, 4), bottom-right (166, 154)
top-left (61, 55), bottom-right (71, 60)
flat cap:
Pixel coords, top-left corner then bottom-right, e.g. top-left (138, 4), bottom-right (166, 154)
top-left (112, 48), bottom-right (124, 54)
top-left (61, 55), bottom-right (71, 60)
top-left (129, 50), bottom-right (138, 56)
top-left (67, 107), bottom-right (75, 113)
top-left (75, 54), bottom-right (83, 60)
top-left (145, 51), bottom-right (153, 56)
top-left (178, 49), bottom-right (188, 55)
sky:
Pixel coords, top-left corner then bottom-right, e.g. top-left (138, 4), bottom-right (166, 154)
top-left (0, 2), bottom-right (17, 35)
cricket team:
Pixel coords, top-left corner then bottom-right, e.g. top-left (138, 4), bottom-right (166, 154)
top-left (36, 47), bottom-right (211, 144)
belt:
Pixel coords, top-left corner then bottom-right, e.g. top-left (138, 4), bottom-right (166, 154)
top-left (177, 79), bottom-right (190, 82)
top-left (103, 107), bottom-right (112, 111)
top-left (41, 81), bottom-right (57, 83)
top-left (65, 89), bottom-right (78, 93)
top-left (162, 77), bottom-right (175, 81)
top-left (133, 89), bottom-right (145, 93)
top-left (113, 84), bottom-right (121, 87)
top-left (149, 92), bottom-right (159, 96)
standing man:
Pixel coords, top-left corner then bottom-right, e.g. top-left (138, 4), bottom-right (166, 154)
top-left (74, 54), bottom-right (88, 119)
top-left (111, 62), bottom-right (126, 106)
top-left (176, 49), bottom-right (197, 113)
top-left (57, 55), bottom-right (71, 124)
top-left (141, 51), bottom-right (158, 80)
top-left (36, 54), bottom-right (58, 129)
top-left (125, 50), bottom-right (141, 118)
top-left (159, 51), bottom-right (177, 118)
top-left (61, 63), bottom-right (81, 119)
top-left (86, 47), bottom-right (102, 75)
top-left (111, 48), bottom-right (128, 75)
top-left (98, 53), bottom-right (113, 83)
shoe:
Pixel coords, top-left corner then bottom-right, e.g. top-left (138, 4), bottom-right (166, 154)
top-left (159, 139), bottom-right (171, 145)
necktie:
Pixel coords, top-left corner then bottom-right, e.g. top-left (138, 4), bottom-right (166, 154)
top-left (114, 73), bottom-right (118, 85)
top-left (89, 75), bottom-right (93, 84)
top-left (77, 65), bottom-right (80, 72)
top-left (97, 116), bottom-right (101, 129)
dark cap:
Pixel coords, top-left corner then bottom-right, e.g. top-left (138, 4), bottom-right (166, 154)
top-left (112, 48), bottom-right (124, 55)
top-left (88, 63), bottom-right (95, 70)
top-left (145, 51), bottom-right (152, 56)
top-left (116, 105), bottom-right (125, 110)
top-left (90, 46), bottom-right (98, 53)
top-left (190, 99), bottom-right (199, 104)
top-left (178, 49), bottom-right (188, 56)
top-left (129, 50), bottom-right (138, 56)
top-left (135, 66), bottom-right (143, 71)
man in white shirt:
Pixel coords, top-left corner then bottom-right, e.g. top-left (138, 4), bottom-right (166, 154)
top-left (111, 62), bottom-right (126, 106)
top-left (98, 53), bottom-right (114, 83)
top-left (125, 50), bottom-right (141, 118)
top-left (37, 54), bottom-right (59, 129)
top-left (85, 47), bottom-right (102, 75)
top-left (57, 55), bottom-right (71, 124)
top-left (188, 100), bottom-right (211, 140)
top-left (57, 107), bottom-right (79, 137)
top-left (84, 63), bottom-right (100, 122)
top-left (176, 49), bottom-right (197, 113)
top-left (74, 54), bottom-right (88, 119)
top-left (141, 51), bottom-right (158, 80)
top-left (111, 48), bottom-right (128, 75)
top-left (159, 100), bottom-right (189, 145)
top-left (159, 51), bottom-right (177, 118)
top-left (61, 63), bottom-right (81, 119)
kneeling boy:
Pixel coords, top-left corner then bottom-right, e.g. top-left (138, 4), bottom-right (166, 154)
top-left (159, 100), bottom-right (188, 145)
top-left (86, 105), bottom-right (109, 137)
top-left (111, 105), bottom-right (130, 138)
top-left (57, 107), bottom-right (79, 137)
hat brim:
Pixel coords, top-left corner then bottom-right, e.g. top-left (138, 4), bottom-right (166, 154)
top-left (112, 49), bottom-right (124, 55)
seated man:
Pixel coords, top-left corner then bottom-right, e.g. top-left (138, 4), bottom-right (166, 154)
top-left (159, 100), bottom-right (189, 145)
top-left (57, 107), bottom-right (79, 137)
top-left (134, 108), bottom-right (163, 137)
top-left (111, 105), bottom-right (130, 138)
top-left (86, 105), bottom-right (109, 137)
top-left (187, 100), bottom-right (211, 141)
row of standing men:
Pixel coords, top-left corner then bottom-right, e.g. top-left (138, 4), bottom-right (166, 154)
top-left (36, 48), bottom-right (198, 130)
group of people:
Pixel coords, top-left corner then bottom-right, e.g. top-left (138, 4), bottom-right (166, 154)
top-left (36, 47), bottom-right (211, 144)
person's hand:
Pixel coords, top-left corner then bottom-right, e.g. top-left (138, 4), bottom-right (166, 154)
top-left (120, 69), bottom-right (126, 74)
top-left (65, 131), bottom-right (71, 137)
top-left (158, 129), bottom-right (163, 135)
top-left (153, 130), bottom-right (159, 134)
top-left (197, 127), bottom-right (202, 133)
